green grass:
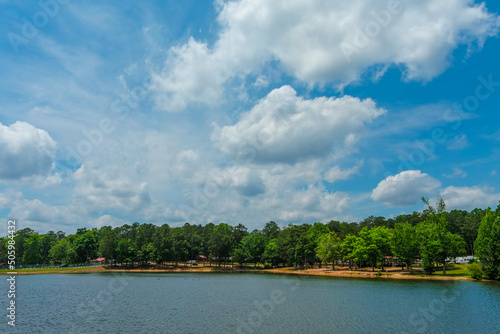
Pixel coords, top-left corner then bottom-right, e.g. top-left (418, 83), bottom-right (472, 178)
top-left (403, 264), bottom-right (471, 278)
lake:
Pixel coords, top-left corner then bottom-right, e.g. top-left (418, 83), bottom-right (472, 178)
top-left (2, 272), bottom-right (499, 333)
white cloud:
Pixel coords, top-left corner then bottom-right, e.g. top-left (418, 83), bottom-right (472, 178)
top-left (151, 38), bottom-right (228, 111)
top-left (212, 85), bottom-right (385, 164)
top-left (324, 160), bottom-right (364, 183)
top-left (152, 0), bottom-right (500, 110)
top-left (443, 167), bottom-right (467, 178)
top-left (92, 215), bottom-right (132, 229)
top-left (447, 134), bottom-right (469, 150)
top-left (440, 185), bottom-right (500, 210)
top-left (72, 164), bottom-right (152, 215)
top-left (371, 170), bottom-right (441, 207)
top-left (0, 190), bottom-right (80, 233)
top-left (278, 186), bottom-right (350, 221)
top-left (0, 121), bottom-right (57, 180)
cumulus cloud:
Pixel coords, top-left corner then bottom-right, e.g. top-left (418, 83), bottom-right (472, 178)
top-left (324, 160), bottom-right (364, 183)
top-left (152, 0), bottom-right (500, 110)
top-left (0, 121), bottom-right (57, 180)
top-left (440, 185), bottom-right (500, 210)
top-left (212, 86), bottom-right (385, 164)
top-left (371, 170), bottom-right (441, 207)
top-left (277, 186), bottom-right (350, 222)
top-left (0, 190), bottom-right (80, 232)
top-left (73, 164), bottom-right (152, 215)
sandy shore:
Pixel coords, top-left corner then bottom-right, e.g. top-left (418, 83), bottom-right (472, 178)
top-left (0, 266), bottom-right (480, 281)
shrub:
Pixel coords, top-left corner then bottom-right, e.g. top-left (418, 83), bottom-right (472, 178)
top-left (468, 263), bottom-right (483, 280)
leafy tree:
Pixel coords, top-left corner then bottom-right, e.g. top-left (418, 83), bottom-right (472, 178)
top-left (98, 227), bottom-right (117, 262)
top-left (135, 223), bottom-right (157, 264)
top-left (316, 232), bottom-right (341, 270)
top-left (340, 234), bottom-right (358, 269)
top-left (359, 216), bottom-right (387, 229)
top-left (208, 223), bottom-right (234, 266)
top-left (417, 213), bottom-right (466, 275)
top-left (277, 224), bottom-right (311, 267)
top-left (326, 220), bottom-right (342, 235)
top-left (474, 203), bottom-right (500, 280)
top-left (306, 222), bottom-right (329, 264)
top-left (72, 228), bottom-right (99, 263)
top-left (171, 228), bottom-right (189, 265)
top-left (236, 232), bottom-right (265, 267)
top-left (0, 237), bottom-right (7, 264)
top-left (232, 246), bottom-right (248, 266)
top-left (352, 227), bottom-right (392, 271)
top-left (153, 224), bottom-right (173, 265)
top-left (182, 223), bottom-right (203, 260)
top-left (49, 239), bottom-right (71, 264)
top-left (22, 233), bottom-right (44, 264)
top-left (468, 262), bottom-right (483, 280)
top-left (14, 228), bottom-right (35, 264)
top-left (231, 224), bottom-right (249, 251)
top-left (116, 239), bottom-right (136, 264)
top-left (392, 222), bottom-right (420, 272)
top-left (263, 221), bottom-right (280, 241)
top-left (262, 238), bottom-right (280, 267)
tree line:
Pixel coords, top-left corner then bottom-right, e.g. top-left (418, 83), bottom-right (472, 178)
top-left (1, 200), bottom-right (499, 279)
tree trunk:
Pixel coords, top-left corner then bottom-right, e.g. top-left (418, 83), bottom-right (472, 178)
top-left (443, 261), bottom-right (446, 275)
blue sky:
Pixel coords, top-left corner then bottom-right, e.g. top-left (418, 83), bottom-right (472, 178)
top-left (1, 0), bottom-right (500, 233)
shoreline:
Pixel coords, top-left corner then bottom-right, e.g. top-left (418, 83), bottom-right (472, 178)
top-left (0, 266), bottom-right (485, 281)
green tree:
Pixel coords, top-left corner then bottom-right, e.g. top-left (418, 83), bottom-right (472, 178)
top-left (208, 223), bottom-right (234, 266)
top-left (474, 203), bottom-right (500, 280)
top-left (0, 237), bottom-right (7, 264)
top-left (277, 224), bottom-right (311, 267)
top-left (468, 262), bottom-right (483, 280)
top-left (72, 228), bottom-right (99, 263)
top-left (417, 213), bottom-right (466, 275)
top-left (392, 222), bottom-right (420, 272)
top-left (14, 228), bottom-right (35, 265)
top-left (152, 224), bottom-right (173, 265)
top-left (98, 227), bottom-right (117, 262)
top-left (352, 227), bottom-right (392, 271)
top-left (306, 222), bottom-right (329, 265)
top-left (22, 233), bottom-right (44, 264)
top-left (316, 232), bottom-right (341, 270)
top-left (263, 221), bottom-right (280, 241)
top-left (116, 238), bottom-right (136, 264)
top-left (262, 238), bottom-right (280, 267)
top-left (340, 234), bottom-right (358, 269)
top-left (49, 239), bottom-right (71, 264)
top-left (234, 232), bottom-right (265, 267)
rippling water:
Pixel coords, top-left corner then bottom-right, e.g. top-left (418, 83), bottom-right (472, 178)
top-left (2, 273), bottom-right (499, 333)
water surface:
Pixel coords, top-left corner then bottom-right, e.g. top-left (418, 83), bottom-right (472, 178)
top-left (1, 273), bottom-right (499, 333)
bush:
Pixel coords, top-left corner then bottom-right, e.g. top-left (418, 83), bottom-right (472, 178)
top-left (468, 263), bottom-right (483, 280)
